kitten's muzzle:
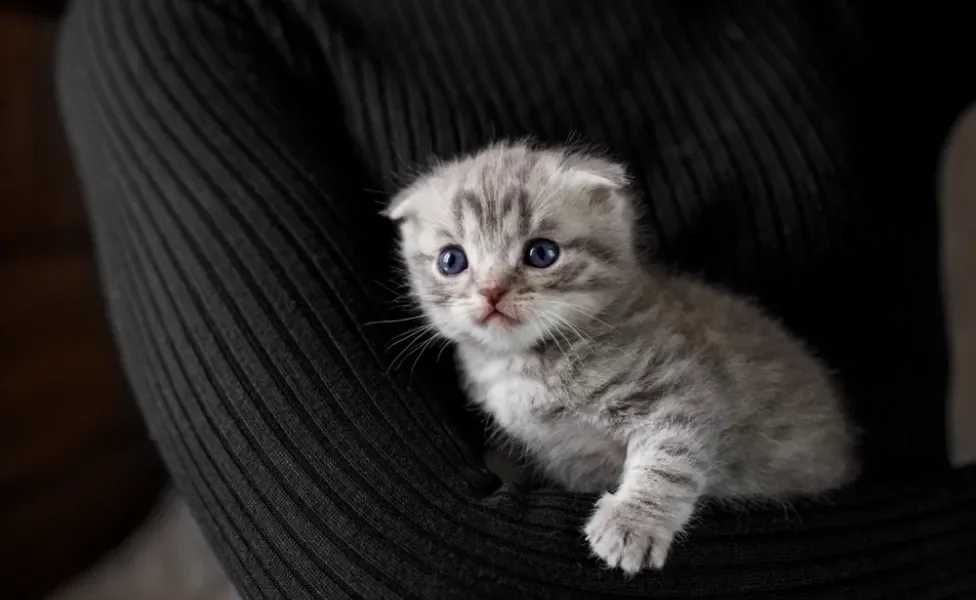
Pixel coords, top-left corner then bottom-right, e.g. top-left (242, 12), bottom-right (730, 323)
top-left (474, 284), bottom-right (518, 325)
top-left (479, 285), bottom-right (509, 306)
top-left (477, 285), bottom-right (517, 325)
top-left (479, 308), bottom-right (517, 326)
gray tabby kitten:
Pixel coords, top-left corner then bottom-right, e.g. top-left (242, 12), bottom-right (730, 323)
top-left (383, 142), bottom-right (857, 574)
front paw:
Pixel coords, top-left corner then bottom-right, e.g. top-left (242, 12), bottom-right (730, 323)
top-left (584, 493), bottom-right (676, 574)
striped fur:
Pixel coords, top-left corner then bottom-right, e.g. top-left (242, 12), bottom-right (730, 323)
top-left (386, 142), bottom-right (857, 573)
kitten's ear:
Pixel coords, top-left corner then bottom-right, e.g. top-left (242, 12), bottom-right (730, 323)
top-left (382, 189), bottom-right (415, 221)
top-left (561, 153), bottom-right (630, 190)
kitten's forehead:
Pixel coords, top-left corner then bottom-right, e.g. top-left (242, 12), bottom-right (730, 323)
top-left (412, 147), bottom-right (607, 236)
top-left (386, 143), bottom-right (634, 262)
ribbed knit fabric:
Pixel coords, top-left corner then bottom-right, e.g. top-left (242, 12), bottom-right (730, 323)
top-left (57, 0), bottom-right (976, 598)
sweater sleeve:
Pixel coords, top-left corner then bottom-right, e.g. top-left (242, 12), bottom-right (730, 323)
top-left (56, 1), bottom-right (976, 599)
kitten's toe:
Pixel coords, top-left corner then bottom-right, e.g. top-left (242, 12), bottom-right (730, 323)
top-left (584, 493), bottom-right (675, 574)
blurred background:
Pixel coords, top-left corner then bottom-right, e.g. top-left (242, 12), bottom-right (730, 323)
top-left (2, 2), bottom-right (973, 599)
top-left (1, 2), bottom-right (167, 598)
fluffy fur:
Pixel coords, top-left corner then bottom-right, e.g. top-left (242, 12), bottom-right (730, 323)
top-left (385, 141), bottom-right (857, 574)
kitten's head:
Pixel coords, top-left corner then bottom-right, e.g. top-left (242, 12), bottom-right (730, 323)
top-left (384, 142), bottom-right (641, 353)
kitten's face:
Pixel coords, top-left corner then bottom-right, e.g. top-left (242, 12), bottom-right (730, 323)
top-left (385, 144), bottom-right (639, 353)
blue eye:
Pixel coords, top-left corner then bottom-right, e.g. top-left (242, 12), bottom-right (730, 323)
top-left (437, 246), bottom-right (468, 275)
top-left (524, 238), bottom-right (560, 268)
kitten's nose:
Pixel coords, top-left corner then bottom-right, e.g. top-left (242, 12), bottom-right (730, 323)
top-left (479, 285), bottom-right (509, 306)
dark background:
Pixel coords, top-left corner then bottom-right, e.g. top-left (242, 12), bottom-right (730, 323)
top-left (0, 3), bottom-right (166, 598)
top-left (3, 2), bottom-right (973, 598)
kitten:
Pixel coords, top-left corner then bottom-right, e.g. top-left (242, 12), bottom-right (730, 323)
top-left (383, 141), bottom-right (857, 574)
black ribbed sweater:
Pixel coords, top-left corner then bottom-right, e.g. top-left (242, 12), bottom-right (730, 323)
top-left (57, 0), bottom-right (976, 598)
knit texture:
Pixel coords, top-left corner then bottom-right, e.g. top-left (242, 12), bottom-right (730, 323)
top-left (57, 0), bottom-right (976, 597)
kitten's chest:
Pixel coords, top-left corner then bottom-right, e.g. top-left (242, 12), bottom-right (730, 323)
top-left (463, 352), bottom-right (566, 429)
top-left (459, 349), bottom-right (625, 492)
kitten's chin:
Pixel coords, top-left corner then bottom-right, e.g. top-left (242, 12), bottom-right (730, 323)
top-left (429, 311), bottom-right (545, 354)
top-left (459, 322), bottom-right (543, 354)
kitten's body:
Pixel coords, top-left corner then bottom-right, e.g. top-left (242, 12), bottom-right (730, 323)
top-left (385, 142), bottom-right (857, 573)
top-left (460, 271), bottom-right (852, 499)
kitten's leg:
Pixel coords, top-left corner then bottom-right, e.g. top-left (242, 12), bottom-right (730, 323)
top-left (584, 418), bottom-right (711, 573)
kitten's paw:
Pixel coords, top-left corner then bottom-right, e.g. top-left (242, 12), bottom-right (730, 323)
top-left (584, 493), bottom-right (675, 574)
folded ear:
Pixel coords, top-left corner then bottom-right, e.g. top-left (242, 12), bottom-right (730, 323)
top-left (559, 152), bottom-right (630, 190)
top-left (381, 189), bottom-right (415, 221)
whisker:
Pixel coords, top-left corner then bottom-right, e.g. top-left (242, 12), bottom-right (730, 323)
top-left (545, 310), bottom-right (595, 346)
top-left (408, 334), bottom-right (442, 381)
top-left (524, 313), bottom-right (554, 352)
top-left (527, 308), bottom-right (569, 359)
top-left (387, 324), bottom-right (436, 350)
top-left (536, 298), bottom-right (615, 330)
top-left (372, 278), bottom-right (408, 297)
top-left (387, 327), bottom-right (426, 348)
top-left (549, 316), bottom-right (576, 351)
top-left (388, 330), bottom-right (437, 374)
top-left (549, 316), bottom-right (583, 361)
top-left (363, 315), bottom-right (427, 326)
top-left (435, 339), bottom-right (453, 363)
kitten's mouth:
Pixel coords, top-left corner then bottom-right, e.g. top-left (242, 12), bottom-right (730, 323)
top-left (479, 308), bottom-right (518, 327)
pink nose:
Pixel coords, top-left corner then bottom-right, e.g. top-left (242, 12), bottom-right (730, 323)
top-left (479, 285), bottom-right (509, 306)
